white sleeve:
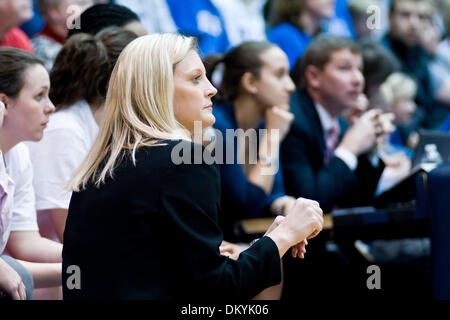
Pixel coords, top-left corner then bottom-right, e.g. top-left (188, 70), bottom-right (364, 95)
top-left (5, 145), bottom-right (39, 231)
top-left (334, 146), bottom-right (358, 171)
top-left (28, 128), bottom-right (87, 210)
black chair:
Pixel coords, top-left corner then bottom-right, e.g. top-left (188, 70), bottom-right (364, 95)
top-left (426, 163), bottom-right (450, 299)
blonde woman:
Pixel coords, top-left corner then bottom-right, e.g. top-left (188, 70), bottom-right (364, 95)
top-left (379, 72), bottom-right (417, 135)
top-left (372, 72), bottom-right (417, 195)
top-left (62, 33), bottom-right (323, 300)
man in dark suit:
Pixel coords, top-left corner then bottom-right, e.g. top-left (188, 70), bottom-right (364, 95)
top-left (280, 35), bottom-right (392, 299)
top-left (281, 35), bottom-right (387, 214)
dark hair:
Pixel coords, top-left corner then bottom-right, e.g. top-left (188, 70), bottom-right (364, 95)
top-left (291, 35), bottom-right (362, 88)
top-left (360, 40), bottom-right (401, 96)
top-left (269, 0), bottom-right (307, 29)
top-left (205, 41), bottom-right (277, 102)
top-left (0, 48), bottom-right (44, 99)
top-left (50, 26), bottom-right (138, 110)
top-left (68, 3), bottom-right (140, 38)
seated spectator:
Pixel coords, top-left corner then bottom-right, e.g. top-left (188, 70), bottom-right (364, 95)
top-left (359, 39), bottom-right (420, 148)
top-left (0, 47), bottom-right (62, 299)
top-left (282, 35), bottom-right (390, 213)
top-left (426, 4), bottom-right (450, 108)
top-left (376, 72), bottom-right (417, 193)
top-left (26, 27), bottom-right (137, 243)
top-left (115, 0), bottom-right (177, 34)
top-left (0, 0), bottom-right (34, 52)
top-left (166, 0), bottom-right (229, 56)
top-left (68, 3), bottom-right (147, 38)
top-left (382, 0), bottom-right (450, 130)
top-left (205, 41), bottom-right (296, 241)
top-left (360, 40), bottom-right (401, 105)
top-left (379, 73), bottom-right (418, 151)
top-left (280, 34), bottom-right (395, 299)
top-left (0, 100), bottom-right (33, 300)
top-left (62, 33), bottom-right (323, 300)
top-left (32, 0), bottom-right (94, 71)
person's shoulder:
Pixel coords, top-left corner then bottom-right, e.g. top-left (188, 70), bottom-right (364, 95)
top-left (4, 143), bottom-right (31, 177)
top-left (4, 143), bottom-right (30, 162)
top-left (1, 28), bottom-right (34, 53)
top-left (268, 23), bottom-right (303, 39)
top-left (136, 139), bottom-right (220, 179)
top-left (134, 139), bottom-right (198, 164)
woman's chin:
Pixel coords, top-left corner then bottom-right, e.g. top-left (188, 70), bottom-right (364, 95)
top-left (31, 131), bottom-right (44, 142)
top-left (202, 114), bottom-right (216, 128)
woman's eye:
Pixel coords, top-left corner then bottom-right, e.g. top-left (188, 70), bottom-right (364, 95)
top-left (35, 93), bottom-right (44, 101)
top-left (276, 69), bottom-right (287, 78)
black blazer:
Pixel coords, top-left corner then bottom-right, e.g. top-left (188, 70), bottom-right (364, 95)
top-left (62, 140), bottom-right (281, 300)
top-left (281, 89), bottom-right (385, 213)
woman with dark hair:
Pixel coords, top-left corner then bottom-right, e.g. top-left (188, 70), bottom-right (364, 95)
top-left (67, 3), bottom-right (147, 38)
top-left (26, 26), bottom-right (138, 243)
top-left (205, 41), bottom-right (297, 243)
top-left (0, 47), bottom-right (62, 299)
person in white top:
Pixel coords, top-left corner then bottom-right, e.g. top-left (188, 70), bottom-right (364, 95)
top-left (0, 100), bottom-right (32, 300)
top-left (27, 27), bottom-right (137, 242)
top-left (0, 48), bottom-right (62, 299)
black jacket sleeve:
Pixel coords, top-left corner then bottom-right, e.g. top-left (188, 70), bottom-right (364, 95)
top-left (282, 125), bottom-right (385, 213)
top-left (159, 160), bottom-right (281, 300)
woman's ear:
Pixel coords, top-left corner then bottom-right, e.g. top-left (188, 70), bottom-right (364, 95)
top-left (240, 71), bottom-right (258, 94)
top-left (0, 94), bottom-right (11, 115)
top-left (0, 94), bottom-right (7, 109)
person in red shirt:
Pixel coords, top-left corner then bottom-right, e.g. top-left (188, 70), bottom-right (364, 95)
top-left (0, 0), bottom-right (34, 52)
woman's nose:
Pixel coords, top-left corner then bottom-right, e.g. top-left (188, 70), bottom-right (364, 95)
top-left (45, 99), bottom-right (56, 114)
top-left (206, 83), bottom-right (218, 98)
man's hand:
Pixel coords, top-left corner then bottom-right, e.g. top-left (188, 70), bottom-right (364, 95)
top-left (340, 109), bottom-right (383, 156)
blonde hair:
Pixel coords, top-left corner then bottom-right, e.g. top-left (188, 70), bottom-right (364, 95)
top-left (67, 33), bottom-right (196, 191)
top-left (379, 72), bottom-right (417, 108)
